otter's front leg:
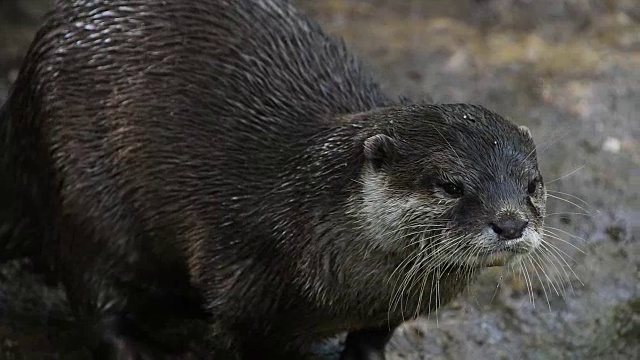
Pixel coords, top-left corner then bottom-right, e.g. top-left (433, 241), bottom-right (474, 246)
top-left (339, 327), bottom-right (394, 360)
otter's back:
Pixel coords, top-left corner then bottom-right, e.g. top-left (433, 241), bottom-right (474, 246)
top-left (9, 0), bottom-right (390, 183)
top-left (1, 0), bottom-right (391, 257)
top-left (26, 0), bottom-right (389, 129)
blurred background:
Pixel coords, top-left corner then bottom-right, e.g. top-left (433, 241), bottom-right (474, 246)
top-left (0, 0), bottom-right (638, 359)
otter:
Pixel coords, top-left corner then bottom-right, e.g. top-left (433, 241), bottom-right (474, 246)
top-left (0, 0), bottom-right (547, 359)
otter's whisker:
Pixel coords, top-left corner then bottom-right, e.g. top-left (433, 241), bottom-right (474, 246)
top-left (545, 226), bottom-right (588, 245)
top-left (421, 242), bottom-right (462, 275)
top-left (414, 264), bottom-right (431, 318)
top-left (539, 243), bottom-right (574, 296)
top-left (377, 218), bottom-right (449, 241)
top-left (407, 239), bottom-right (448, 312)
top-left (514, 265), bottom-right (528, 310)
top-left (546, 194), bottom-right (592, 216)
top-left (543, 230), bottom-right (586, 254)
top-left (393, 227), bottom-right (439, 320)
top-left (408, 237), bottom-right (438, 318)
top-left (414, 234), bottom-right (468, 322)
top-left (435, 266), bottom-right (441, 326)
top-left (521, 128), bottom-right (568, 167)
top-left (469, 238), bottom-right (485, 275)
top-left (545, 164), bottom-right (586, 184)
top-left (413, 235), bottom-right (447, 319)
top-left (535, 130), bottom-right (570, 158)
top-left (535, 250), bottom-right (566, 298)
top-left (403, 235), bottom-right (431, 315)
top-left (520, 261), bottom-right (535, 307)
top-left (539, 246), bottom-right (580, 298)
top-left (403, 229), bottom-right (452, 249)
top-left (417, 236), bottom-right (462, 268)
top-left (425, 238), bottom-right (462, 271)
top-left (544, 212), bottom-right (590, 218)
top-left (425, 265), bottom-right (444, 326)
top-left (439, 236), bottom-right (474, 277)
top-left (389, 226), bottom-right (444, 284)
top-left (540, 241), bottom-right (583, 287)
top-left (376, 210), bottom-right (417, 240)
top-left (528, 255), bottom-right (552, 311)
top-left (546, 190), bottom-right (593, 210)
top-left (425, 267), bottom-right (437, 323)
top-left (390, 246), bottom-right (432, 312)
top-left (406, 238), bottom-right (456, 277)
top-left (389, 256), bottom-right (415, 317)
top-left (431, 237), bottom-right (474, 293)
top-left (544, 229), bottom-right (585, 252)
top-left (460, 240), bottom-right (483, 308)
top-left (465, 234), bottom-right (482, 265)
top-left (422, 233), bottom-right (466, 262)
top-left (533, 248), bottom-right (568, 299)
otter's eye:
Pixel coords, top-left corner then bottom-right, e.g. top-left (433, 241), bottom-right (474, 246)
top-left (527, 177), bottom-right (541, 195)
top-left (441, 182), bottom-right (464, 198)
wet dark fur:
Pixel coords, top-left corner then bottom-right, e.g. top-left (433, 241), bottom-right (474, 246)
top-left (0, 0), bottom-right (544, 359)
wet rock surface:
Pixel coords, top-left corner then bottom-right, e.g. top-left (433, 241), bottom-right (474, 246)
top-left (0, 0), bottom-right (638, 359)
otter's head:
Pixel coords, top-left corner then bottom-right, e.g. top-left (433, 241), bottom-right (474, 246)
top-left (358, 104), bottom-right (546, 268)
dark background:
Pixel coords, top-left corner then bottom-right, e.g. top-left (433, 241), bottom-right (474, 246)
top-left (0, 0), bottom-right (638, 359)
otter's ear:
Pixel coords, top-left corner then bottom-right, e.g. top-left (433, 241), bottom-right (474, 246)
top-left (364, 134), bottom-right (397, 170)
top-left (518, 125), bottom-right (532, 138)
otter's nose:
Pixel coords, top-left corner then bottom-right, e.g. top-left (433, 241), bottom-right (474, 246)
top-left (490, 219), bottom-right (529, 240)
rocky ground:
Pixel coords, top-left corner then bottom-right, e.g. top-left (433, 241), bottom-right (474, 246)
top-left (0, 0), bottom-right (638, 359)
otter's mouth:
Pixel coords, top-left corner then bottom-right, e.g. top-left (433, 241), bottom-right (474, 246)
top-left (464, 249), bottom-right (524, 268)
top-left (482, 251), bottom-right (514, 267)
top-left (476, 240), bottom-right (533, 267)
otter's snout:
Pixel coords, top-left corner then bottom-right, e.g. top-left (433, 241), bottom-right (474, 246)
top-left (489, 218), bottom-right (529, 240)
